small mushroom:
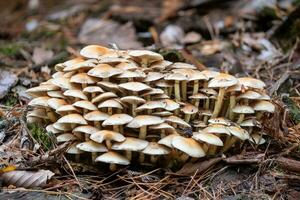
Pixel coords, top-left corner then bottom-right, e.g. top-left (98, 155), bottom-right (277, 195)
top-left (76, 141), bottom-right (108, 162)
top-left (90, 130), bottom-right (126, 149)
top-left (192, 131), bottom-right (223, 155)
top-left (128, 50), bottom-right (163, 67)
top-left (102, 114), bottom-right (133, 133)
top-left (181, 103), bottom-right (198, 123)
top-left (142, 142), bottom-right (170, 163)
top-left (95, 151), bottom-right (130, 171)
top-left (165, 72), bottom-right (188, 101)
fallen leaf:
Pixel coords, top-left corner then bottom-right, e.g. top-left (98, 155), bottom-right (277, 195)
top-left (0, 170), bottom-right (54, 188)
top-left (78, 19), bottom-right (142, 49)
top-left (0, 70), bottom-right (18, 99)
top-left (160, 25), bottom-right (184, 48)
top-left (32, 47), bottom-right (54, 65)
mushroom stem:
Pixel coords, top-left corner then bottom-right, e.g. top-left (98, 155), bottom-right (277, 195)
top-left (181, 81), bottom-right (187, 101)
top-left (82, 83), bottom-right (87, 89)
top-left (207, 145), bottom-right (217, 155)
top-left (228, 93), bottom-right (236, 120)
top-left (109, 163), bottom-right (117, 171)
top-left (168, 87), bottom-right (173, 97)
top-left (237, 114), bottom-right (245, 124)
top-left (179, 152), bottom-right (189, 163)
top-left (139, 126), bottom-right (147, 139)
top-left (46, 109), bottom-right (57, 122)
top-left (223, 137), bottom-right (238, 152)
top-left (132, 103), bottom-right (137, 117)
top-left (202, 144), bottom-right (209, 153)
top-left (191, 100), bottom-right (200, 120)
top-left (211, 88), bottom-right (225, 118)
top-left (106, 140), bottom-right (112, 149)
top-left (256, 112), bottom-right (263, 120)
top-left (113, 125), bottom-right (119, 132)
top-left (139, 153), bottom-right (145, 163)
top-left (125, 150), bottom-right (132, 161)
top-left (94, 121), bottom-right (101, 129)
top-left (184, 114), bottom-right (191, 123)
top-left (91, 153), bottom-right (97, 163)
top-left (150, 155), bottom-right (158, 163)
top-left (193, 80), bottom-right (199, 95)
top-left (108, 107), bottom-right (113, 115)
top-left (174, 81), bottom-right (181, 101)
top-left (103, 78), bottom-right (109, 82)
top-left (160, 129), bottom-right (166, 138)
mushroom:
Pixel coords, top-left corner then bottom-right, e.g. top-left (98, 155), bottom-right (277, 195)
top-left (88, 64), bottom-right (123, 82)
top-left (28, 96), bottom-right (57, 122)
top-left (70, 73), bottom-right (98, 89)
top-left (102, 114), bottom-right (133, 133)
top-left (76, 141), bottom-right (108, 162)
top-left (83, 86), bottom-right (104, 99)
top-left (80, 45), bottom-right (111, 59)
top-left (112, 137), bottom-right (149, 161)
top-left (120, 96), bottom-right (146, 116)
top-left (55, 57), bottom-right (85, 72)
top-left (91, 92), bottom-right (118, 104)
top-left (66, 142), bottom-right (84, 162)
top-left (232, 105), bottom-right (255, 124)
top-left (164, 115), bottom-right (191, 129)
top-left (192, 131), bottom-right (223, 155)
top-left (84, 110), bottom-right (109, 129)
top-left (165, 72), bottom-right (188, 101)
top-left (98, 99), bottom-right (123, 115)
top-left (252, 100), bottom-right (275, 119)
top-left (181, 103), bottom-right (198, 123)
top-left (222, 126), bottom-right (249, 152)
top-left (128, 50), bottom-right (163, 67)
top-left (63, 89), bottom-right (88, 101)
top-left (90, 130), bottom-right (125, 149)
top-left (56, 133), bottom-right (77, 143)
top-left (208, 73), bottom-right (238, 118)
top-left (142, 142), bottom-right (170, 163)
top-left (149, 122), bottom-right (175, 138)
top-left (95, 151), bottom-right (130, 171)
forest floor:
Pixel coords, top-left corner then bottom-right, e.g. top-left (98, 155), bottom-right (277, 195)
top-left (0, 0), bottom-right (300, 199)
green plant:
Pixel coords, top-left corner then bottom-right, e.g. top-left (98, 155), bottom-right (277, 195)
top-left (28, 123), bottom-right (54, 150)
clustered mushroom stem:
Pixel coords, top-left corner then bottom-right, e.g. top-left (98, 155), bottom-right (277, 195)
top-left (82, 83), bottom-right (87, 89)
top-left (228, 94), bottom-right (236, 120)
top-left (223, 137), bottom-right (238, 152)
top-left (141, 58), bottom-right (148, 68)
top-left (174, 81), bottom-right (181, 101)
top-left (139, 153), bottom-right (145, 163)
top-left (161, 129), bottom-right (166, 138)
top-left (181, 81), bottom-right (187, 101)
top-left (106, 140), bottom-right (112, 149)
top-left (113, 125), bottom-right (119, 132)
top-left (150, 155), bottom-right (158, 163)
top-left (103, 78), bottom-right (109, 82)
top-left (94, 121), bottom-right (101, 129)
top-left (132, 103), bottom-right (137, 117)
top-left (91, 153), bottom-right (97, 163)
top-left (256, 112), bottom-right (263, 120)
top-left (237, 114), bottom-right (245, 124)
top-left (139, 126), bottom-right (147, 139)
top-left (193, 80), bottom-right (199, 95)
top-left (46, 108), bottom-right (57, 122)
top-left (168, 87), bottom-right (173, 97)
top-left (125, 151), bottom-right (132, 161)
top-left (179, 152), bottom-right (189, 163)
top-left (184, 114), bottom-right (191, 123)
top-left (207, 145), bottom-right (217, 155)
top-left (211, 88), bottom-right (225, 118)
top-left (108, 108), bottom-right (113, 115)
top-left (109, 163), bottom-right (117, 171)
top-left (202, 144), bottom-right (209, 153)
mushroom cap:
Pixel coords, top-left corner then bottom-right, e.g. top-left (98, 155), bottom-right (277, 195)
top-left (199, 109), bottom-right (212, 116)
top-left (73, 125), bottom-right (99, 134)
top-left (92, 92), bottom-right (118, 103)
top-left (226, 83), bottom-right (244, 92)
top-left (119, 82), bottom-right (151, 92)
top-left (70, 73), bottom-right (98, 85)
top-left (117, 70), bottom-right (146, 79)
top-left (238, 77), bottom-right (266, 89)
top-left (149, 122), bottom-right (175, 130)
top-left (170, 62), bottom-right (197, 69)
top-left (91, 130), bottom-right (126, 143)
top-left (164, 73), bottom-right (188, 81)
top-left (115, 61), bottom-right (139, 71)
top-left (55, 57), bottom-right (85, 71)
top-left (112, 137), bottom-right (149, 151)
top-left (172, 136), bottom-right (205, 158)
top-left (76, 141), bottom-right (108, 152)
top-left (120, 96), bottom-right (146, 104)
top-left (143, 72), bottom-right (165, 82)
top-left (152, 111), bottom-right (173, 117)
top-left (46, 124), bottom-right (61, 134)
top-left (27, 109), bottom-right (48, 119)
top-left (155, 80), bottom-right (173, 88)
top-left (98, 99), bottom-right (123, 109)
top-left (64, 90), bottom-right (88, 100)
top-left (28, 96), bottom-right (50, 107)
top-left (208, 73), bottom-right (238, 88)
top-left (227, 126), bottom-right (249, 140)
top-left (142, 142), bottom-right (170, 155)
top-left (52, 77), bottom-right (79, 90)
top-left (189, 93), bottom-right (208, 99)
top-left (136, 101), bottom-right (166, 112)
top-left (232, 105), bottom-right (255, 114)
top-left (53, 122), bottom-right (72, 131)
top-left (252, 100), bottom-right (275, 113)
top-left (127, 115), bottom-right (164, 128)
top-left (67, 143), bottom-right (84, 154)
top-left (181, 103), bottom-right (198, 114)
top-left (102, 114), bottom-right (133, 126)
top-left (73, 100), bottom-right (97, 111)
top-left (192, 120), bottom-right (207, 128)
top-left (172, 69), bottom-right (207, 81)
top-left (141, 88), bottom-right (165, 97)
top-left (192, 132), bottom-right (223, 146)
top-left (57, 113), bottom-right (87, 125)
top-left (95, 151), bottom-right (130, 165)
top-left (98, 81), bottom-right (120, 91)
top-left (149, 60), bottom-right (173, 70)
top-left (208, 117), bottom-right (232, 126)
top-left (84, 110), bottom-right (109, 121)
top-left (249, 134), bottom-right (266, 145)
top-left (258, 92), bottom-right (271, 100)
top-left (83, 86), bottom-right (104, 93)
top-left (47, 91), bottom-right (65, 99)
top-left (56, 133), bottom-right (77, 142)
top-left (199, 88), bottom-right (218, 95)
top-left (129, 50), bottom-right (163, 64)
top-left (63, 59), bottom-right (97, 72)
top-left (88, 64), bottom-right (123, 79)
top-left (80, 45), bottom-right (111, 59)
top-left (237, 90), bottom-right (261, 100)
top-left (26, 84), bottom-right (59, 94)
top-left (164, 115), bottom-right (191, 127)
top-left (161, 99), bottom-right (180, 111)
top-left (203, 124), bottom-right (231, 135)
top-left (240, 118), bottom-right (261, 127)
top-left (56, 105), bottom-right (79, 115)
top-left (98, 56), bottom-right (128, 64)
top-left (158, 133), bottom-right (179, 148)
top-left (47, 98), bottom-right (67, 110)
top-left (200, 70), bottom-right (220, 79)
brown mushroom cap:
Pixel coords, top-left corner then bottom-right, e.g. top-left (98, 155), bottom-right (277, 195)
top-left (73, 100), bottom-right (98, 111)
top-left (95, 151), bottom-right (130, 165)
top-left (238, 77), bottom-right (266, 89)
top-left (227, 126), bottom-right (249, 140)
top-left (112, 137), bottom-right (149, 152)
top-left (203, 124), bottom-right (231, 135)
top-left (237, 90), bottom-right (261, 100)
top-left (83, 86), bottom-right (104, 93)
top-left (98, 99), bottom-right (123, 109)
top-left (84, 110), bottom-right (109, 122)
top-left (208, 117), bottom-right (232, 126)
top-left (73, 125), bottom-right (99, 135)
top-left (170, 62), bottom-right (197, 69)
top-left (127, 115), bottom-right (164, 128)
top-left (28, 96), bottom-right (50, 107)
top-left (70, 73), bottom-right (98, 85)
top-left (181, 103), bottom-right (198, 114)
top-left (88, 64), bottom-right (123, 79)
top-left (92, 92), bottom-right (118, 103)
top-left (129, 50), bottom-right (163, 65)
top-left (157, 133), bottom-right (179, 148)
top-left (172, 136), bottom-right (205, 157)
top-left (232, 105), bottom-right (255, 114)
top-left (192, 132), bottom-right (223, 146)
top-left (208, 73), bottom-right (238, 88)
top-left (252, 100), bottom-right (275, 113)
top-left (80, 45), bottom-right (111, 59)
top-left (90, 130), bottom-right (126, 143)
top-left (57, 113), bottom-right (87, 125)
top-left (57, 133), bottom-right (77, 142)
top-left (164, 115), bottom-right (191, 127)
top-left (56, 105), bottom-right (79, 115)
top-left (142, 142), bottom-right (170, 155)
top-left (64, 90), bottom-right (88, 100)
top-left (76, 141), bottom-right (108, 152)
top-left (119, 82), bottom-right (151, 92)
top-left (102, 114), bottom-right (133, 126)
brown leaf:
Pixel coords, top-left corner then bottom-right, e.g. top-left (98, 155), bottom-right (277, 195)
top-left (0, 170), bottom-right (54, 188)
top-left (175, 157), bottom-right (222, 176)
top-left (0, 70), bottom-right (18, 99)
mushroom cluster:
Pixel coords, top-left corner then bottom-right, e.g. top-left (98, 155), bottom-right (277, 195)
top-left (26, 45), bottom-right (274, 170)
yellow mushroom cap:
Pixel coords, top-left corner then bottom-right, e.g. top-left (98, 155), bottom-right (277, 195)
top-left (95, 151), bottom-right (130, 165)
top-left (172, 136), bottom-right (205, 158)
top-left (192, 132), bottom-right (223, 146)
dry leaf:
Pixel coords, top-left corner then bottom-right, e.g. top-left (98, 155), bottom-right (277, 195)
top-left (176, 158), bottom-right (222, 176)
top-left (0, 170), bottom-right (54, 188)
top-left (0, 70), bottom-right (18, 99)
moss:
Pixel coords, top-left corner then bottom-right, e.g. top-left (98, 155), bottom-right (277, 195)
top-left (2, 95), bottom-right (18, 107)
top-left (0, 43), bottom-right (21, 56)
top-left (28, 123), bottom-right (54, 150)
top-left (282, 96), bottom-right (300, 124)
top-left (159, 49), bottom-right (184, 62)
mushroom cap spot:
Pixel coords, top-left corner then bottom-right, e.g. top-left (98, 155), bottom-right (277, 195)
top-left (120, 96), bottom-right (146, 104)
top-left (70, 73), bottom-right (98, 84)
top-left (98, 99), bottom-right (123, 109)
top-left (203, 124), bottom-right (231, 135)
top-left (164, 73), bottom-right (188, 81)
top-left (67, 143), bottom-right (84, 154)
top-left (170, 62), bottom-right (197, 69)
top-left (238, 77), bottom-right (266, 89)
top-left (84, 110), bottom-right (109, 121)
top-left (56, 105), bottom-right (79, 115)
top-left (73, 125), bottom-right (99, 134)
top-left (142, 142), bottom-right (171, 155)
top-left (227, 126), bottom-right (249, 140)
top-left (83, 86), bottom-right (104, 93)
top-left (143, 72), bottom-right (165, 82)
top-left (181, 103), bottom-right (198, 114)
top-left (88, 64), bottom-right (123, 78)
top-left (172, 136), bottom-right (205, 157)
top-left (112, 137), bottom-right (149, 151)
top-left (73, 100), bottom-right (97, 111)
top-left (119, 82), bottom-right (151, 92)
top-left (164, 115), bottom-right (191, 127)
top-left (208, 117), bottom-right (232, 126)
top-left (232, 105), bottom-right (255, 114)
top-left (57, 113), bottom-right (87, 125)
top-left (91, 130), bottom-right (125, 143)
top-left (102, 114), bottom-right (133, 126)
top-left (253, 100), bottom-right (275, 113)
top-left (57, 133), bottom-right (77, 142)
top-left (189, 93), bottom-right (208, 99)
top-left (208, 73), bottom-right (238, 88)
top-left (76, 141), bottom-right (108, 152)
top-left (46, 124), bottom-right (61, 134)
top-left (192, 132), bottom-right (223, 146)
top-left (158, 133), bottom-right (179, 148)
top-left (237, 90), bottom-right (261, 100)
top-left (28, 96), bottom-right (50, 107)
top-left (95, 151), bottom-right (130, 165)
top-left (63, 90), bottom-right (88, 100)
top-left (92, 92), bottom-right (118, 103)
top-left (127, 115), bottom-right (164, 128)
top-left (80, 45), bottom-right (111, 59)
